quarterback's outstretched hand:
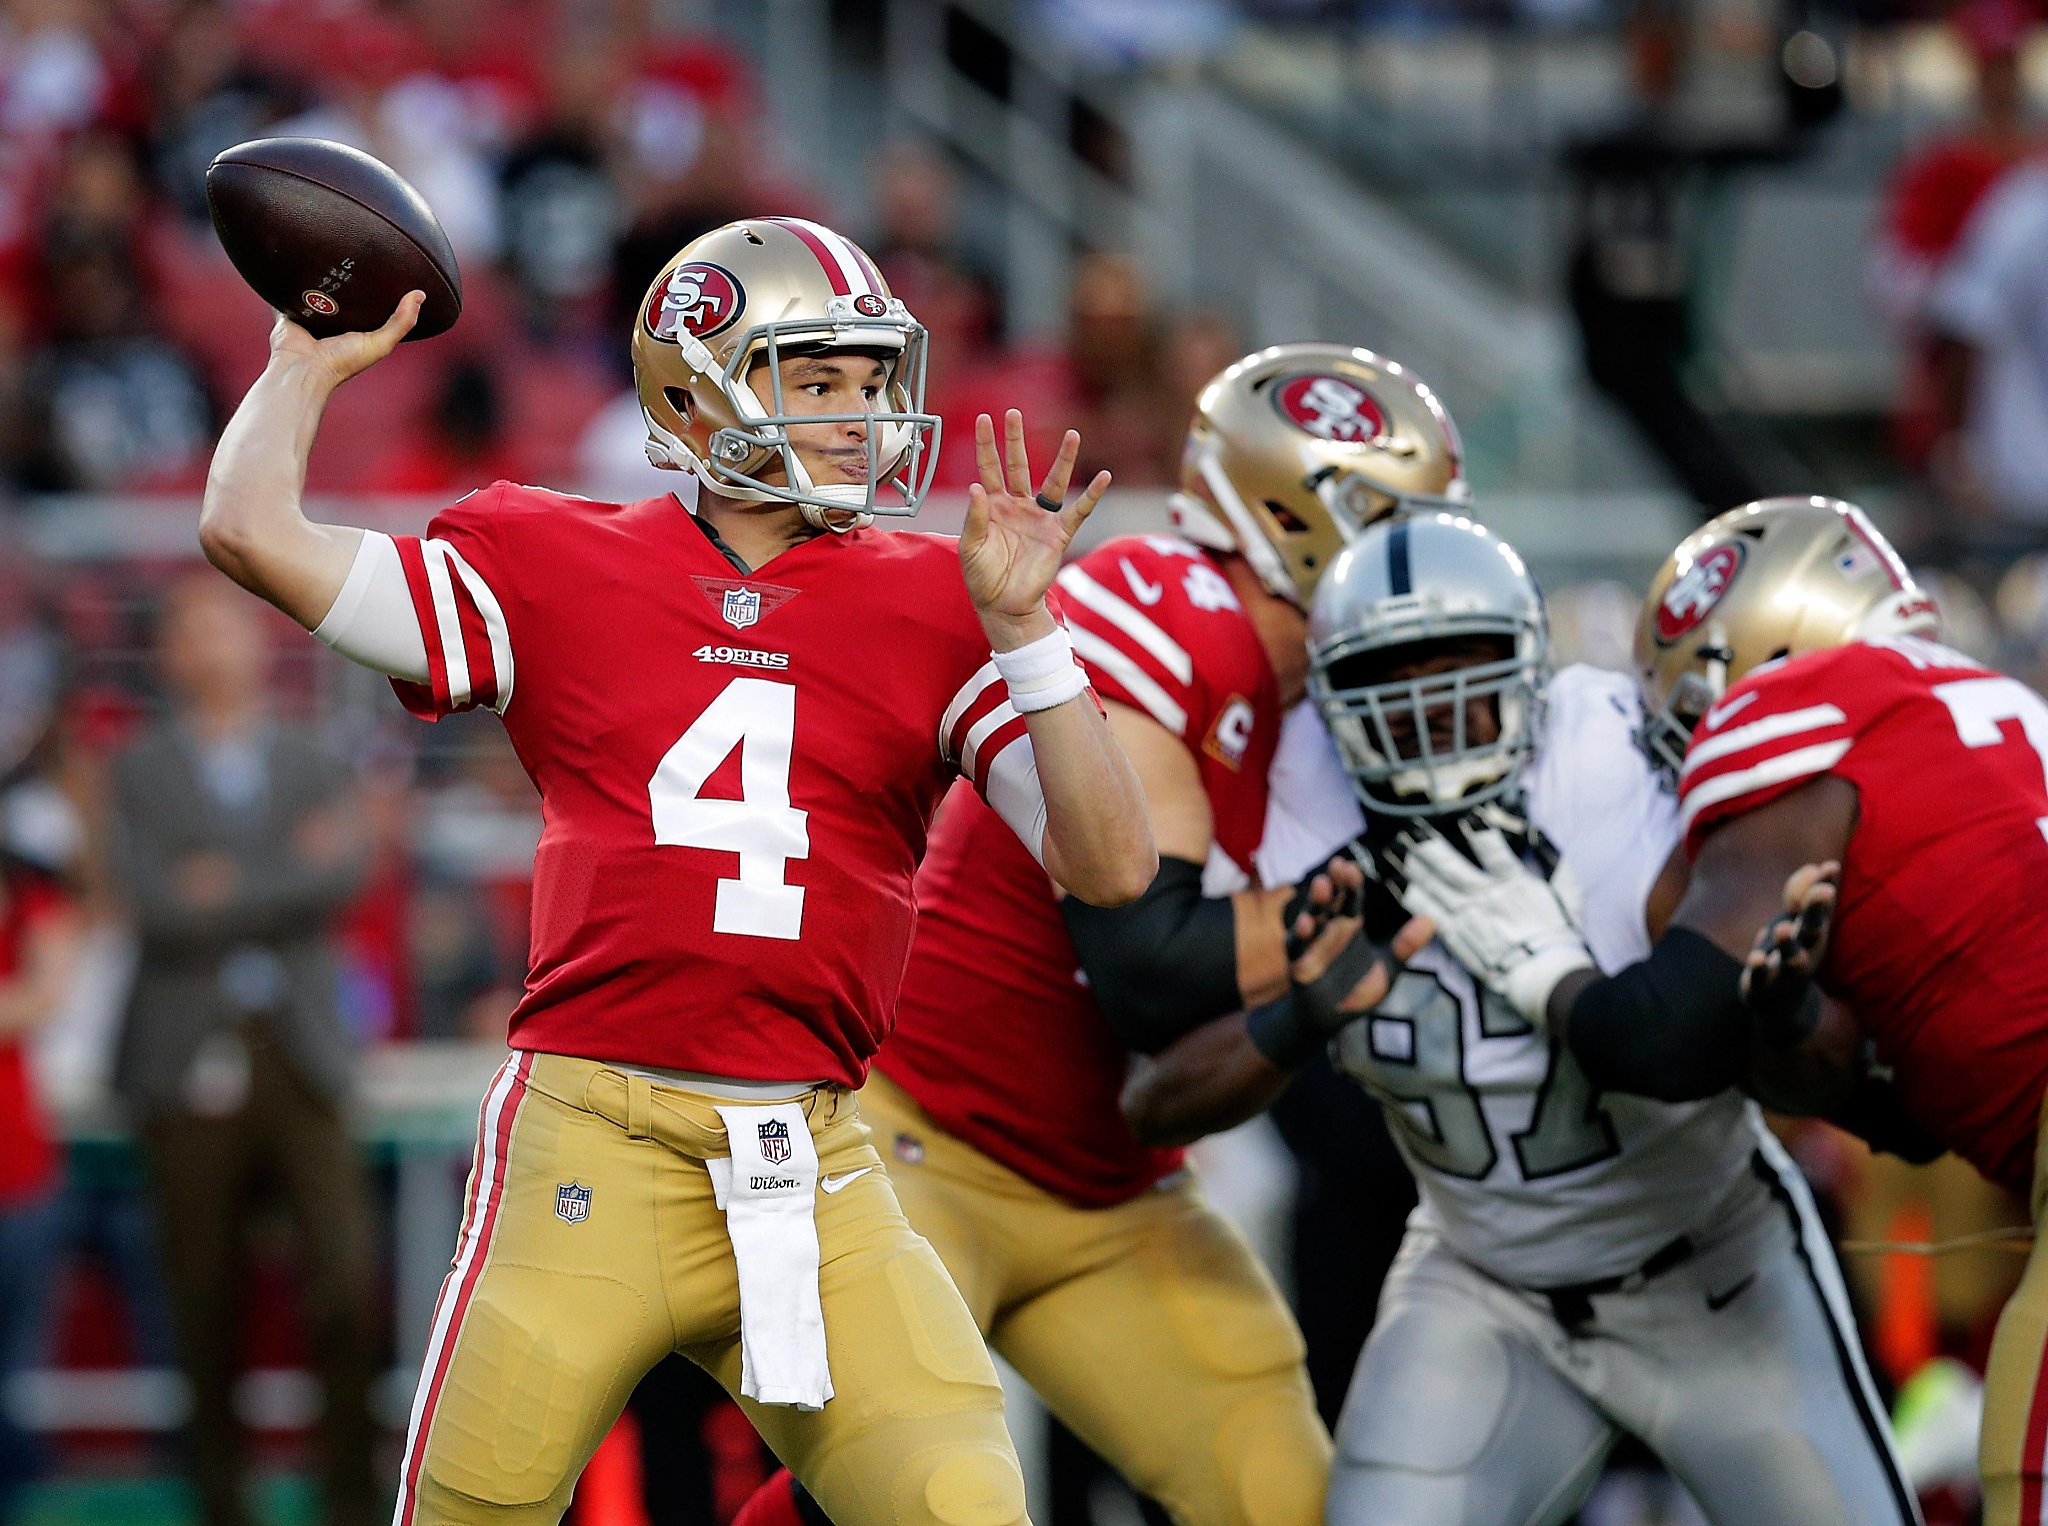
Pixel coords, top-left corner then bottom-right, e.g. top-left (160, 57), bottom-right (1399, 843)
top-left (959, 410), bottom-right (1111, 641)
top-left (1741, 860), bottom-right (1838, 1032)
top-left (1387, 822), bottom-right (1594, 1027)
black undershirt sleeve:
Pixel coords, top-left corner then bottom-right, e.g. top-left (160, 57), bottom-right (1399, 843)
top-left (1061, 856), bottom-right (1239, 1054)
top-left (1567, 926), bottom-right (1816, 1102)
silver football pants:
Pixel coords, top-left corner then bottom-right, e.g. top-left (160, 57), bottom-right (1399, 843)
top-left (1329, 1133), bottom-right (1919, 1526)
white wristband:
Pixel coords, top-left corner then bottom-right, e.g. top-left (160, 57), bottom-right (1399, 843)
top-left (991, 626), bottom-right (1089, 714)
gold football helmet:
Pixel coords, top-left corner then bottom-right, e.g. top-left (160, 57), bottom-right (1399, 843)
top-left (1170, 343), bottom-right (1470, 609)
top-left (631, 217), bottom-right (940, 530)
top-left (1636, 496), bottom-right (1940, 777)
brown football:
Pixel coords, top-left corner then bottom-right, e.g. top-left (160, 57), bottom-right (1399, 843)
top-left (205, 137), bottom-right (462, 341)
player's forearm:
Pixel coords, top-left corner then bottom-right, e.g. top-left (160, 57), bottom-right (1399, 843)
top-left (1121, 1014), bottom-right (1289, 1148)
top-left (200, 357), bottom-right (361, 628)
top-left (1030, 699), bottom-right (1157, 906)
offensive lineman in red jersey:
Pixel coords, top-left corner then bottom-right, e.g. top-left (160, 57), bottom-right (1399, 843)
top-left (197, 217), bottom-right (1154, 1526)
top-left (1387, 498), bottom-right (2048, 1524)
top-left (736, 344), bottom-right (1471, 1526)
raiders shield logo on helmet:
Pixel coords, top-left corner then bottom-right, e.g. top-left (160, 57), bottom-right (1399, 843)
top-left (757, 1118), bottom-right (792, 1165)
top-left (1273, 373), bottom-right (1388, 445)
top-left (1654, 542), bottom-right (1746, 645)
top-left (644, 261), bottom-right (745, 342)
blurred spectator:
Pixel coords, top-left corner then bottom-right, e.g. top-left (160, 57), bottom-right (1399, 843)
top-left (409, 723), bottom-right (536, 1040)
top-left (18, 202), bottom-right (213, 491)
top-left (498, 30), bottom-right (626, 337)
top-left (1, 0), bottom-right (116, 141)
top-left (1913, 566), bottom-right (1999, 660)
top-left (941, 251), bottom-right (1181, 488)
top-left (1926, 158), bottom-right (2048, 545)
top-left (1562, 0), bottom-right (1824, 512)
top-left (366, 356), bottom-right (522, 493)
top-left (1872, 0), bottom-right (2039, 473)
top-left (0, 548), bottom-right (58, 776)
top-left (867, 141), bottom-right (997, 325)
top-left (573, 387), bottom-right (687, 503)
top-left (0, 803), bottom-right (83, 1519)
top-left (145, 3), bottom-right (303, 226)
top-left (108, 576), bottom-right (378, 1526)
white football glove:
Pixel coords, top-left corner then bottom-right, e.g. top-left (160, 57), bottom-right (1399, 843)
top-left (1390, 823), bottom-right (1595, 1027)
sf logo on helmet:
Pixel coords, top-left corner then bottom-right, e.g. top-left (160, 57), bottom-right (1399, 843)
top-left (645, 262), bottom-right (744, 342)
top-left (1274, 373), bottom-right (1388, 445)
top-left (1654, 542), bottom-right (1747, 644)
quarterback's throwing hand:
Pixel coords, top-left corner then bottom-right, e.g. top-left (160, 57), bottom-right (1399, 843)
top-left (270, 290), bottom-right (424, 391)
top-left (959, 410), bottom-right (1112, 625)
top-left (1740, 860), bottom-right (1838, 1027)
top-left (1388, 822), bottom-right (1594, 1027)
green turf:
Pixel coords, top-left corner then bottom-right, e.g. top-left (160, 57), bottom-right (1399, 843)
top-left (18, 1473), bottom-right (323, 1526)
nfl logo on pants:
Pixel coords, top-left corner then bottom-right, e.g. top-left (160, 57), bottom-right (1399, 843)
top-left (555, 1181), bottom-right (591, 1224)
top-left (758, 1119), bottom-right (792, 1165)
top-left (722, 586), bottom-right (761, 629)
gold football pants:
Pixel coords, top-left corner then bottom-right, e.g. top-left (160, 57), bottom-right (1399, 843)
top-left (1980, 1093), bottom-right (2048, 1526)
top-left (862, 1069), bottom-right (1330, 1526)
top-left (394, 1054), bottom-right (1030, 1526)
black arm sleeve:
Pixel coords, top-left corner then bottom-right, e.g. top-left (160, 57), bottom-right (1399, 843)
top-left (1061, 856), bottom-right (1239, 1054)
top-left (1568, 927), bottom-right (1817, 1103)
top-left (1826, 1072), bottom-right (1947, 1165)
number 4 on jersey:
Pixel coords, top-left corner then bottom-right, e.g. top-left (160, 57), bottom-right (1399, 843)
top-left (648, 677), bottom-right (810, 940)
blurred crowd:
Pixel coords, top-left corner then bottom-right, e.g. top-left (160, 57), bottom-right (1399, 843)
top-left (0, 0), bottom-right (1227, 508)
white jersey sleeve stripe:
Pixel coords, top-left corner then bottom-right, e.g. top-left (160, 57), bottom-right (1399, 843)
top-left (1056, 567), bottom-right (1194, 683)
top-left (1678, 740), bottom-right (1852, 836)
top-left (960, 699), bottom-right (1024, 784)
top-left (1679, 703), bottom-right (1848, 782)
top-left (1070, 626), bottom-right (1189, 735)
top-left (981, 731), bottom-right (1050, 867)
top-left (421, 541), bottom-right (473, 709)
top-left (443, 544), bottom-right (515, 714)
top-left (938, 660), bottom-right (1002, 760)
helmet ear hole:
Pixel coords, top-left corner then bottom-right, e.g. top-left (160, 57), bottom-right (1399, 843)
top-left (663, 386), bottom-right (692, 421)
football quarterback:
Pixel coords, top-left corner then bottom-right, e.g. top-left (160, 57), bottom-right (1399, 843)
top-left (1128, 508), bottom-right (1920, 1525)
top-left (1397, 497), bottom-right (2048, 1526)
top-left (197, 216), bottom-right (1155, 1526)
top-left (734, 341), bottom-right (1467, 1526)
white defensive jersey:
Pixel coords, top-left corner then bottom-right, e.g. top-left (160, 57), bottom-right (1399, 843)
top-left (1263, 664), bottom-right (1761, 1287)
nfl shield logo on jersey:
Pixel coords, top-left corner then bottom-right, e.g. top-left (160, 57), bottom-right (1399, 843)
top-left (555, 1181), bottom-right (592, 1224)
top-left (722, 587), bottom-right (761, 630)
top-left (757, 1118), bottom-right (792, 1165)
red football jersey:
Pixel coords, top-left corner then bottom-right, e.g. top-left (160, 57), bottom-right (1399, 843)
top-left (388, 482), bottom-right (1045, 1086)
top-left (880, 535), bottom-right (1282, 1206)
top-left (0, 871), bottom-right (63, 1208)
top-left (1679, 637), bottom-right (2048, 1192)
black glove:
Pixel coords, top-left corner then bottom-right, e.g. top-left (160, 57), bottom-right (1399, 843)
top-left (1741, 899), bottom-right (1831, 1046)
top-left (1280, 844), bottom-right (1367, 962)
top-left (1246, 926), bottom-right (1387, 1071)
